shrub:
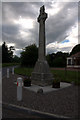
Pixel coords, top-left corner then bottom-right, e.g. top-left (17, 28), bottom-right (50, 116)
top-left (52, 73), bottom-right (60, 88)
top-left (23, 76), bottom-right (31, 87)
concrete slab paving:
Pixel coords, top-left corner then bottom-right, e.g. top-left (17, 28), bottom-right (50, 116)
top-left (23, 82), bottom-right (72, 93)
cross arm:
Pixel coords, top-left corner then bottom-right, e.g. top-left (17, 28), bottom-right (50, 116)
top-left (37, 12), bottom-right (48, 22)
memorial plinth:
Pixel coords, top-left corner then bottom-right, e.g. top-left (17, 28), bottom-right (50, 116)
top-left (31, 5), bottom-right (53, 86)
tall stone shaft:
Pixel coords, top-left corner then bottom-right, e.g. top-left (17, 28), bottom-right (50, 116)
top-left (37, 5), bottom-right (47, 61)
top-left (31, 5), bottom-right (53, 86)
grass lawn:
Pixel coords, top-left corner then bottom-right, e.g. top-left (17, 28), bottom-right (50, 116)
top-left (14, 67), bottom-right (80, 85)
top-left (2, 63), bottom-right (20, 67)
top-left (51, 69), bottom-right (80, 85)
top-left (14, 67), bottom-right (33, 76)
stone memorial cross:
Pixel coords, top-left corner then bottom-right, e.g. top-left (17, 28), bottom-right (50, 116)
top-left (37, 5), bottom-right (47, 61)
top-left (31, 5), bottom-right (53, 86)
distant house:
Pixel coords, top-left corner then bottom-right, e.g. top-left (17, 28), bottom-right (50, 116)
top-left (67, 52), bottom-right (80, 69)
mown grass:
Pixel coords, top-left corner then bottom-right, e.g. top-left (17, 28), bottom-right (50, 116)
top-left (14, 67), bottom-right (80, 85)
top-left (51, 70), bottom-right (80, 85)
top-left (14, 67), bottom-right (33, 76)
top-left (2, 63), bottom-right (20, 67)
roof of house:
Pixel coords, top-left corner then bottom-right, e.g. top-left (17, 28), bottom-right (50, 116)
top-left (71, 52), bottom-right (80, 57)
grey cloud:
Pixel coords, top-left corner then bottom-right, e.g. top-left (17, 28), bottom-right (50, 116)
top-left (2, 2), bottom-right (40, 23)
top-left (2, 2), bottom-right (42, 47)
top-left (2, 24), bottom-right (20, 35)
top-left (46, 2), bottom-right (78, 45)
top-left (14, 22), bottom-right (39, 49)
top-left (2, 2), bottom-right (54, 25)
top-left (2, 2), bottom-right (78, 55)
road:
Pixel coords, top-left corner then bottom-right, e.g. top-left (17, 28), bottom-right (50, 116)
top-left (2, 106), bottom-right (39, 118)
top-left (2, 103), bottom-right (70, 119)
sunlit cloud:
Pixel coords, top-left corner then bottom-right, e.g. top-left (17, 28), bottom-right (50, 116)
top-left (46, 23), bottom-right (78, 54)
top-left (19, 30), bottom-right (29, 38)
top-left (46, 41), bottom-right (75, 54)
top-left (46, 7), bottom-right (61, 16)
top-left (7, 43), bottom-right (15, 48)
top-left (13, 48), bottom-right (22, 57)
top-left (14, 16), bottom-right (34, 29)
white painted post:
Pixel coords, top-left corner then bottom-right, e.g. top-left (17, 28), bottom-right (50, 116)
top-left (17, 77), bottom-right (23, 101)
top-left (12, 67), bottom-right (14, 75)
top-left (7, 68), bottom-right (9, 78)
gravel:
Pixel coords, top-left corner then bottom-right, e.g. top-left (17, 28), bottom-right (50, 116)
top-left (2, 73), bottom-right (79, 118)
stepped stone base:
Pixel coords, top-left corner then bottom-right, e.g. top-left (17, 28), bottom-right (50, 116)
top-left (31, 60), bottom-right (53, 86)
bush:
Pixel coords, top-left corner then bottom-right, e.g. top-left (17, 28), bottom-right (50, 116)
top-left (20, 44), bottom-right (38, 67)
top-left (52, 73), bottom-right (60, 88)
top-left (52, 80), bottom-right (60, 88)
top-left (53, 57), bottom-right (65, 67)
top-left (23, 76), bottom-right (31, 87)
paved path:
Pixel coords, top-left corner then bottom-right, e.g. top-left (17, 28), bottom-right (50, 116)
top-left (2, 73), bottom-right (79, 119)
top-left (23, 82), bottom-right (71, 93)
top-left (1, 66), bottom-right (80, 119)
top-left (2, 104), bottom-right (40, 118)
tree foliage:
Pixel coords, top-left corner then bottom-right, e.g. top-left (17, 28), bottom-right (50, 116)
top-left (12, 55), bottom-right (20, 63)
top-left (46, 52), bottom-right (69, 67)
top-left (70, 44), bottom-right (80, 55)
top-left (20, 44), bottom-right (38, 67)
top-left (2, 42), bottom-right (15, 63)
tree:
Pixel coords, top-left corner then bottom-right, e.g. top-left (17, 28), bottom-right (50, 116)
top-left (20, 44), bottom-right (38, 67)
top-left (53, 57), bottom-right (65, 67)
top-left (2, 42), bottom-right (15, 63)
top-left (70, 44), bottom-right (80, 55)
top-left (46, 51), bottom-right (69, 67)
top-left (46, 53), bottom-right (55, 66)
top-left (13, 55), bottom-right (20, 63)
top-left (8, 46), bottom-right (15, 62)
top-left (2, 42), bottom-right (9, 63)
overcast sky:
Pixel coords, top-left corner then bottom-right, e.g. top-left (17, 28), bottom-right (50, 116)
top-left (2, 1), bottom-right (79, 56)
